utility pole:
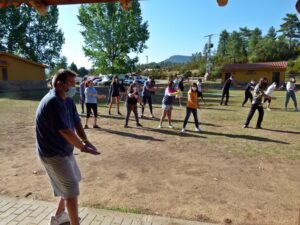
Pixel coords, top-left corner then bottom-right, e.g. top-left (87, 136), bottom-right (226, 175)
top-left (204, 34), bottom-right (214, 80)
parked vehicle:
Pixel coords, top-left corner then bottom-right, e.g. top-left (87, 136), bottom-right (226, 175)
top-left (98, 75), bottom-right (112, 86)
top-left (92, 78), bottom-right (102, 86)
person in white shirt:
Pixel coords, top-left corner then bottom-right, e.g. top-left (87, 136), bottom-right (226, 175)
top-left (285, 77), bottom-right (298, 112)
top-left (263, 82), bottom-right (277, 111)
top-left (197, 78), bottom-right (205, 104)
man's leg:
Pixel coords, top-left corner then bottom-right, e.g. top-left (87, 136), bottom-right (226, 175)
top-left (66, 197), bottom-right (80, 225)
top-left (54, 198), bottom-right (65, 216)
top-left (256, 105), bottom-right (264, 128)
top-left (244, 104), bottom-right (257, 126)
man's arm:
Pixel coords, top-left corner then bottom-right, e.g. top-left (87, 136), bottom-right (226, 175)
top-left (59, 129), bottom-right (84, 150)
top-left (59, 126), bottom-right (100, 155)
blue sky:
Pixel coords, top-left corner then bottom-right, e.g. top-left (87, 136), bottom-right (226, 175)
top-left (57, 0), bottom-right (298, 69)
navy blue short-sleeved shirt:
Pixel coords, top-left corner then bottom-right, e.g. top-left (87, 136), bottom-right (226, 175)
top-left (35, 89), bottom-right (81, 157)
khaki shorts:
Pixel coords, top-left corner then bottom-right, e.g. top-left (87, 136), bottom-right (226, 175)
top-left (39, 154), bottom-right (81, 199)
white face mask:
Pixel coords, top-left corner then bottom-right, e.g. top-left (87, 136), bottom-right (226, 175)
top-left (66, 87), bottom-right (77, 98)
top-left (192, 87), bottom-right (197, 91)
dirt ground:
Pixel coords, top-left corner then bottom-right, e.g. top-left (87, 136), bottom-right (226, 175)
top-left (0, 91), bottom-right (300, 225)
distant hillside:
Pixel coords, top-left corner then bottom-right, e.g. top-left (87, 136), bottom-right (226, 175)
top-left (161, 55), bottom-right (192, 64)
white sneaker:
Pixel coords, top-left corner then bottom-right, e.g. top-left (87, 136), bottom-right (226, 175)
top-left (266, 108), bottom-right (271, 111)
top-left (49, 212), bottom-right (69, 225)
top-left (181, 128), bottom-right (186, 133)
top-left (195, 127), bottom-right (202, 132)
top-left (157, 124), bottom-right (162, 129)
top-left (168, 124), bottom-right (174, 129)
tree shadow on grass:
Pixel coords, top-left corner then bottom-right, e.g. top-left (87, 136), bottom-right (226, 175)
top-left (140, 127), bottom-right (207, 138)
top-left (203, 131), bottom-right (289, 144)
top-left (258, 128), bottom-right (300, 135)
top-left (97, 127), bottom-right (164, 142)
top-left (202, 107), bottom-right (237, 112)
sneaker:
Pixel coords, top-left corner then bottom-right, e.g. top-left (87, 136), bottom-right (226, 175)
top-left (255, 126), bottom-right (263, 129)
top-left (84, 125), bottom-right (88, 129)
top-left (150, 114), bottom-right (155, 118)
top-left (195, 127), bottom-right (202, 132)
top-left (157, 124), bottom-right (162, 129)
top-left (140, 115), bottom-right (144, 118)
top-left (168, 124), bottom-right (174, 129)
top-left (93, 125), bottom-right (100, 128)
top-left (285, 107), bottom-right (288, 112)
top-left (118, 111), bottom-right (122, 115)
top-left (136, 123), bottom-right (143, 127)
top-left (266, 108), bottom-right (271, 111)
top-left (180, 128), bottom-right (186, 133)
top-left (108, 110), bottom-right (111, 115)
top-left (242, 125), bottom-right (248, 128)
top-left (124, 124), bottom-right (129, 128)
top-left (49, 211), bottom-right (69, 225)
top-left (296, 108), bottom-right (299, 112)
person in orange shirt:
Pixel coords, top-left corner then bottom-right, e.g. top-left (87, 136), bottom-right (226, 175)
top-left (181, 83), bottom-right (202, 133)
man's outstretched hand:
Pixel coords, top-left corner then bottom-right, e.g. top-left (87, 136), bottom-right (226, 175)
top-left (81, 142), bottom-right (100, 155)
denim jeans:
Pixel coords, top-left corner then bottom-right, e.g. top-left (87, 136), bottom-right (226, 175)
top-left (285, 91), bottom-right (298, 109)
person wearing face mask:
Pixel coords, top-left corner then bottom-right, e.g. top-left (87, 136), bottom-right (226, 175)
top-left (242, 80), bottom-right (255, 107)
top-left (243, 77), bottom-right (273, 129)
top-left (181, 83), bottom-right (202, 133)
top-left (84, 80), bottom-right (106, 129)
top-left (220, 75), bottom-right (234, 106)
top-left (124, 83), bottom-right (143, 128)
top-left (35, 69), bottom-right (100, 225)
top-left (285, 77), bottom-right (299, 112)
top-left (141, 77), bottom-right (155, 118)
top-left (158, 80), bottom-right (179, 129)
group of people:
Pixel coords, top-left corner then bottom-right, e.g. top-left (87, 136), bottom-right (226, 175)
top-left (221, 75), bottom-right (298, 129)
top-left (37, 69), bottom-right (298, 225)
top-left (79, 75), bottom-right (204, 132)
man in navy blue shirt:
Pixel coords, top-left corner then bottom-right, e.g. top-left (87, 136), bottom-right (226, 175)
top-left (220, 75), bottom-right (234, 106)
top-left (36, 69), bottom-right (99, 225)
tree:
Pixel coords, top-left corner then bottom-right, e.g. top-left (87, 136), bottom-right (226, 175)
top-left (69, 62), bottom-right (79, 74)
top-left (266, 26), bottom-right (277, 40)
top-left (0, 5), bottom-right (64, 69)
top-left (278, 13), bottom-right (300, 51)
top-left (217, 30), bottom-right (230, 57)
top-left (226, 31), bottom-right (246, 63)
top-left (248, 28), bottom-right (262, 62)
top-left (48, 56), bottom-right (68, 76)
top-left (78, 67), bottom-right (89, 77)
top-left (78, 0), bottom-right (149, 74)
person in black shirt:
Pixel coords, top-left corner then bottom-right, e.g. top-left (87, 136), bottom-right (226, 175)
top-left (124, 83), bottom-right (143, 128)
top-left (242, 80), bottom-right (255, 107)
top-left (243, 77), bottom-right (272, 129)
top-left (108, 76), bottom-right (122, 115)
top-left (220, 76), bottom-right (233, 106)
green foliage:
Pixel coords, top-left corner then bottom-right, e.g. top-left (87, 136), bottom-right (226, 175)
top-left (286, 57), bottom-right (300, 75)
top-left (78, 0), bottom-right (149, 74)
top-left (278, 13), bottom-right (300, 51)
top-left (69, 62), bottom-right (79, 74)
top-left (77, 67), bottom-right (89, 77)
top-left (0, 5), bottom-right (64, 70)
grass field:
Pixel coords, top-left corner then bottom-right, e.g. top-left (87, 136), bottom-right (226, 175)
top-left (0, 87), bottom-right (299, 225)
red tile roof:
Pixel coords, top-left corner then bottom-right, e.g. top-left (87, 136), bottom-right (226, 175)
top-left (223, 61), bottom-right (288, 71)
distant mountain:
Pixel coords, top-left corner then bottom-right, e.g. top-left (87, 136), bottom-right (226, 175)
top-left (161, 55), bottom-right (192, 64)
